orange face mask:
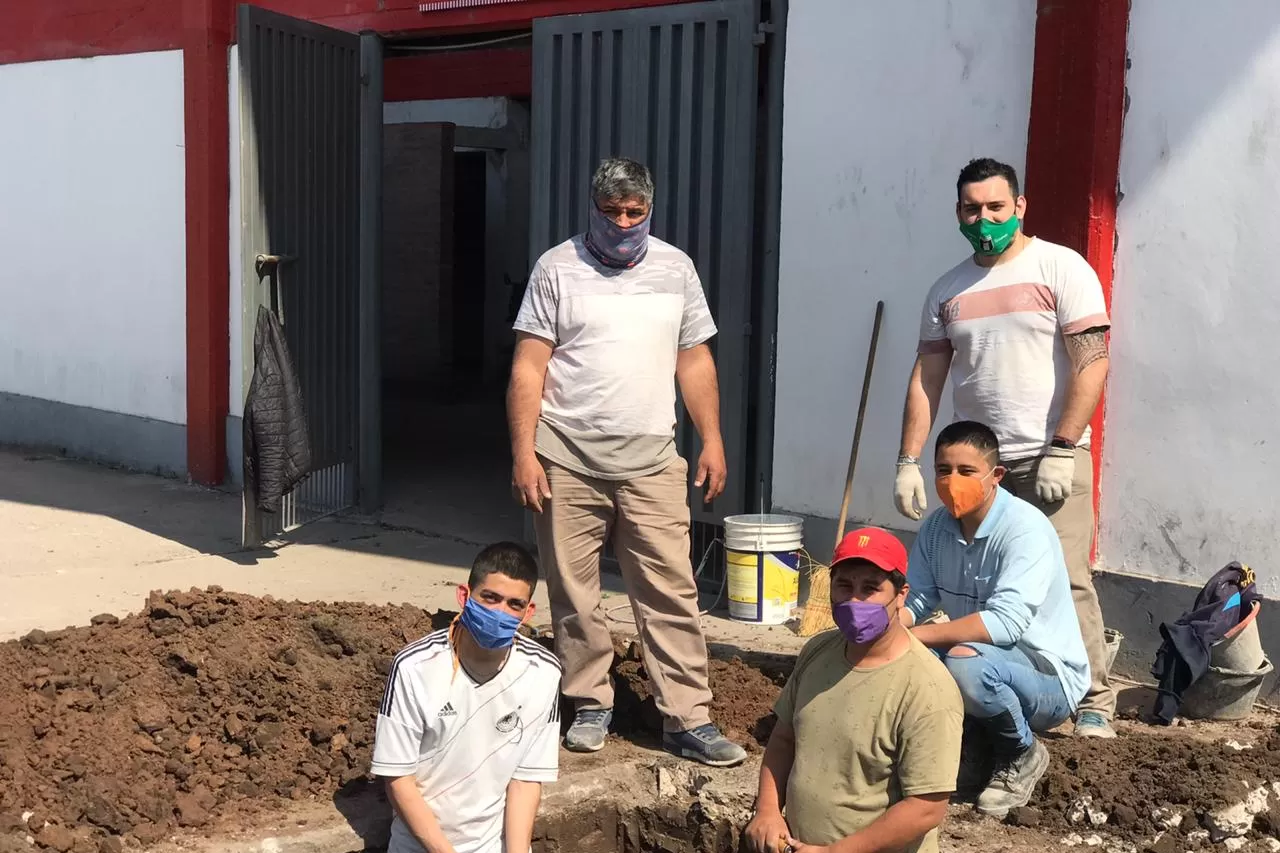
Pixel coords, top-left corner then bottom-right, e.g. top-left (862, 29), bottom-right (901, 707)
top-left (936, 471), bottom-right (994, 518)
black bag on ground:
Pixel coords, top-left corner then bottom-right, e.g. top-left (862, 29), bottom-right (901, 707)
top-left (243, 304), bottom-right (312, 513)
top-left (1150, 561), bottom-right (1260, 724)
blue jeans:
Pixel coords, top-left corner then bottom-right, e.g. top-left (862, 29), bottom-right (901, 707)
top-left (943, 643), bottom-right (1073, 753)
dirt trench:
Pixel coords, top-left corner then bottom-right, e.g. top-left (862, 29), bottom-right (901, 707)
top-left (3, 588), bottom-right (1280, 853)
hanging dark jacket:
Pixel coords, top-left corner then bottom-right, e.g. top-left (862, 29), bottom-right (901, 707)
top-left (1151, 561), bottom-right (1260, 724)
top-left (243, 304), bottom-right (312, 513)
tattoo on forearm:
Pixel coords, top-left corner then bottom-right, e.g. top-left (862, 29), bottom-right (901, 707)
top-left (1065, 329), bottom-right (1109, 374)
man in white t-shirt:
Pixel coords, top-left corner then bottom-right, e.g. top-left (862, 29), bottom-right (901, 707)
top-left (507, 157), bottom-right (746, 767)
top-left (892, 158), bottom-right (1117, 739)
top-left (371, 542), bottom-right (562, 853)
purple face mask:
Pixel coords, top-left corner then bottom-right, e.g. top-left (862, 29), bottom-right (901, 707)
top-left (833, 599), bottom-right (891, 645)
top-left (585, 201), bottom-right (650, 268)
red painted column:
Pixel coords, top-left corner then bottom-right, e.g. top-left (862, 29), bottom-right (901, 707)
top-left (182, 0), bottom-right (233, 485)
top-left (1023, 0), bottom-right (1129, 560)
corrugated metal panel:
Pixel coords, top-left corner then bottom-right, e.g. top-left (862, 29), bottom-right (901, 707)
top-left (530, 0), bottom-right (761, 528)
top-left (238, 6), bottom-right (362, 546)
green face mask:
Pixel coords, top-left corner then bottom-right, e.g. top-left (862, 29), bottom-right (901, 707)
top-left (959, 215), bottom-right (1019, 256)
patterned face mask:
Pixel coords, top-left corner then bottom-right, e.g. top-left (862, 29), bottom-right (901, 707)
top-left (585, 202), bottom-right (650, 268)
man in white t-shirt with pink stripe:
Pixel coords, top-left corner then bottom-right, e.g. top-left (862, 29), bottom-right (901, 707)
top-left (893, 158), bottom-right (1117, 739)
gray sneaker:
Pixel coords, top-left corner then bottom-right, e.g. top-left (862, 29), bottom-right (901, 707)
top-left (976, 737), bottom-right (1051, 818)
top-left (662, 723), bottom-right (748, 767)
top-left (1073, 710), bottom-right (1117, 739)
top-left (564, 708), bottom-right (612, 752)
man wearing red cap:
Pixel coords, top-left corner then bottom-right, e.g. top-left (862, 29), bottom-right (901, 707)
top-left (745, 528), bottom-right (963, 853)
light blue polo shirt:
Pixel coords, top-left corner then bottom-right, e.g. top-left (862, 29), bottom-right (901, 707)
top-left (905, 487), bottom-right (1090, 709)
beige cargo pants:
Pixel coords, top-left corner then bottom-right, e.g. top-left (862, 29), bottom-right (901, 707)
top-left (532, 456), bottom-right (714, 733)
top-left (1001, 446), bottom-right (1116, 719)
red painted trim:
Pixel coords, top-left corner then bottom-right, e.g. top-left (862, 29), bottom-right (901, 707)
top-left (246, 0), bottom-right (699, 37)
top-left (183, 0), bottom-right (234, 484)
top-left (385, 47), bottom-right (531, 101)
top-left (0, 1), bottom-right (183, 65)
top-left (1024, 0), bottom-right (1128, 562)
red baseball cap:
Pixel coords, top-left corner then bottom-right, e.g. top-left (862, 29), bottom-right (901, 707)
top-left (831, 527), bottom-right (908, 576)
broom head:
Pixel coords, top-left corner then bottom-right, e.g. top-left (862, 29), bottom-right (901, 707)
top-left (797, 560), bottom-right (836, 637)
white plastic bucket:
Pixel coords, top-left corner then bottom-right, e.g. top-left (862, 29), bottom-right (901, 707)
top-left (723, 514), bottom-right (804, 625)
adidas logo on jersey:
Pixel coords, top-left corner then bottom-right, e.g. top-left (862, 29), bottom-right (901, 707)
top-left (438, 702), bottom-right (457, 718)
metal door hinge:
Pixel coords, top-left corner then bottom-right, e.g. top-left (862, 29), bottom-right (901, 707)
top-left (753, 22), bottom-right (775, 46)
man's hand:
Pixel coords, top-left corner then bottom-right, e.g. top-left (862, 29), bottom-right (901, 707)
top-left (744, 810), bottom-right (791, 853)
top-left (782, 838), bottom-right (828, 853)
top-left (695, 439), bottom-right (727, 503)
top-left (894, 462), bottom-right (928, 520)
top-left (512, 454), bottom-right (552, 512)
top-left (1034, 446), bottom-right (1075, 503)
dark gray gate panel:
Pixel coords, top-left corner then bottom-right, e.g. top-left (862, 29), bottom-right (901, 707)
top-left (239, 6), bottom-right (362, 546)
top-left (530, 0), bottom-right (761, 523)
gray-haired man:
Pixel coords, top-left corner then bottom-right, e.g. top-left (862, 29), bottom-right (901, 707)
top-left (507, 157), bottom-right (745, 767)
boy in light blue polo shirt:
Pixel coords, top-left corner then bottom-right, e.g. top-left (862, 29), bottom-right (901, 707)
top-left (903, 421), bottom-right (1088, 819)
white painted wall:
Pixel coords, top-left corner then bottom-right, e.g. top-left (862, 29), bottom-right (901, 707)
top-left (229, 44), bottom-right (244, 420)
top-left (0, 50), bottom-right (187, 424)
top-left (771, 0), bottom-right (1037, 530)
top-left (1100, 2), bottom-right (1280, 595)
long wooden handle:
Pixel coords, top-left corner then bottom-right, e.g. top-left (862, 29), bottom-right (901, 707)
top-left (834, 300), bottom-right (885, 553)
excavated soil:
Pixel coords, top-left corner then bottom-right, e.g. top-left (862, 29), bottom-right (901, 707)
top-left (0, 588), bottom-right (448, 852)
top-left (3, 589), bottom-right (1280, 853)
top-left (1033, 723), bottom-right (1280, 845)
top-left (0, 589), bottom-right (784, 852)
top-left (612, 640), bottom-right (786, 751)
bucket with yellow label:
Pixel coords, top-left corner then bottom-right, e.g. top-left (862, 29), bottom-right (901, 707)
top-left (723, 514), bottom-right (804, 625)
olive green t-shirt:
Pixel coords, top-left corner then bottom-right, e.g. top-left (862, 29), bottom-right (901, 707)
top-left (774, 630), bottom-right (963, 853)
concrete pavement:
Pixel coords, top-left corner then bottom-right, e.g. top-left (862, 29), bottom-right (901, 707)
top-left (0, 448), bottom-right (806, 656)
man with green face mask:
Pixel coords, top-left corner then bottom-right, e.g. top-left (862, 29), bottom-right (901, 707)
top-left (892, 158), bottom-right (1116, 739)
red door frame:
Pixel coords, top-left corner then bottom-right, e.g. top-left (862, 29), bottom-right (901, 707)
top-left (1022, 0), bottom-right (1128, 560)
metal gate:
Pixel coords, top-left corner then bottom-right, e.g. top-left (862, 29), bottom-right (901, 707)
top-left (529, 0), bottom-right (762, 526)
top-left (238, 6), bottom-right (365, 547)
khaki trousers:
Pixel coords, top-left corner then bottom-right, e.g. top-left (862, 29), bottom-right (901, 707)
top-left (532, 456), bottom-right (713, 732)
top-left (1001, 447), bottom-right (1116, 718)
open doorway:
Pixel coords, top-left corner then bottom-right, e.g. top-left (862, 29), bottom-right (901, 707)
top-left (378, 94), bottom-right (532, 546)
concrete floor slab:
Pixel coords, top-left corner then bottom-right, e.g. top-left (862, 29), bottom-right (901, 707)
top-left (0, 448), bottom-right (806, 658)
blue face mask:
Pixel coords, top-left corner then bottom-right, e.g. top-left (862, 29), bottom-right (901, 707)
top-left (460, 595), bottom-right (523, 650)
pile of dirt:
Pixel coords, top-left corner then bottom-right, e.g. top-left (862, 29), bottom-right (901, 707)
top-left (1031, 726), bottom-right (1280, 846)
top-left (0, 589), bottom-right (783, 852)
top-left (0, 588), bottom-right (443, 852)
top-left (611, 641), bottom-right (785, 752)
top-left (9, 587), bottom-right (1280, 853)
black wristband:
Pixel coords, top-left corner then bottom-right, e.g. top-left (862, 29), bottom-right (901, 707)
top-left (1050, 436), bottom-right (1076, 450)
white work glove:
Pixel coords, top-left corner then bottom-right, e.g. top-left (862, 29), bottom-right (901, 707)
top-left (894, 461), bottom-right (928, 521)
top-left (1035, 446), bottom-right (1075, 503)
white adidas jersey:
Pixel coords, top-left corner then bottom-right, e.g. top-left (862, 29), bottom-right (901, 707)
top-left (371, 628), bottom-right (562, 853)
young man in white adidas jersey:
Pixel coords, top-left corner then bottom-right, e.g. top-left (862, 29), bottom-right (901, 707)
top-left (371, 542), bottom-right (562, 853)
top-left (893, 157), bottom-right (1117, 738)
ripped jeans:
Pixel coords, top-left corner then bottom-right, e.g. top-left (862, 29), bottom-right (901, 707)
top-left (943, 643), bottom-right (1074, 754)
